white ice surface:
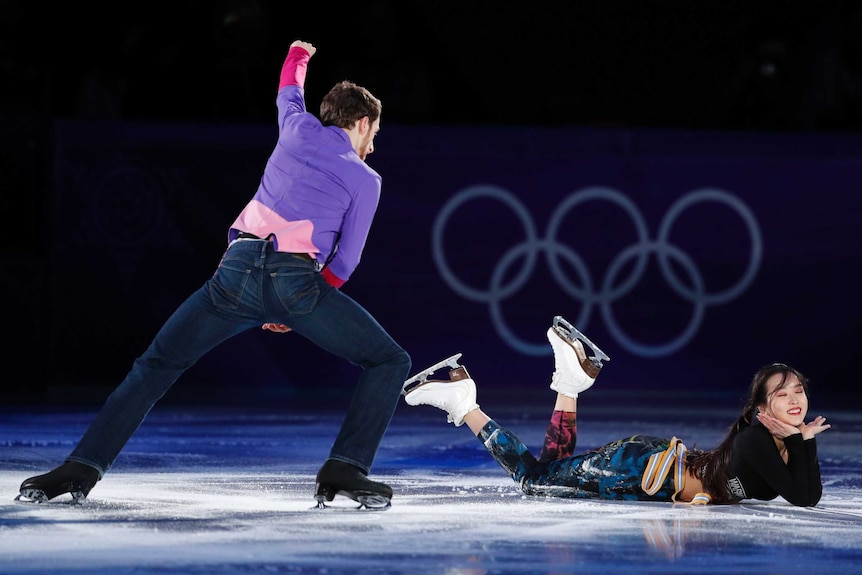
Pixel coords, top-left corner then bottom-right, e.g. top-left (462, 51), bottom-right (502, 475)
top-left (1, 405), bottom-right (861, 574)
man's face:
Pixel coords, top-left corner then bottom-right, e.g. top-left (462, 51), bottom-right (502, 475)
top-left (357, 118), bottom-right (380, 161)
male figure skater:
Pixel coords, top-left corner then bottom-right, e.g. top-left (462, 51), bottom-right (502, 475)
top-left (19, 40), bottom-right (410, 510)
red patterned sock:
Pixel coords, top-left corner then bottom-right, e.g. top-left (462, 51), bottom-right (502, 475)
top-left (538, 410), bottom-right (578, 463)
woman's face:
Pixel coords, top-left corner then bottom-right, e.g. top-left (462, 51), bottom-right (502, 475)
top-left (762, 372), bottom-right (808, 427)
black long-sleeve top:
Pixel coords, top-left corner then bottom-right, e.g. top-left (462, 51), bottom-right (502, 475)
top-left (726, 424), bottom-right (822, 506)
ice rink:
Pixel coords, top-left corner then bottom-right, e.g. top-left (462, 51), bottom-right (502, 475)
top-left (2, 397), bottom-right (861, 574)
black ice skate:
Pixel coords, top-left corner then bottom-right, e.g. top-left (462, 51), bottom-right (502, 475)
top-left (314, 460), bottom-right (392, 511)
top-left (16, 461), bottom-right (100, 504)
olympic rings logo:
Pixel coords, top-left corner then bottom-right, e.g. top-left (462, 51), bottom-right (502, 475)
top-left (432, 185), bottom-right (762, 358)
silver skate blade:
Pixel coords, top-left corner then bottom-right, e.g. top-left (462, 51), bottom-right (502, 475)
top-left (15, 489), bottom-right (86, 505)
top-left (15, 489), bottom-right (48, 504)
top-left (312, 502), bottom-right (391, 512)
top-left (552, 316), bottom-right (610, 365)
top-left (15, 493), bottom-right (45, 504)
top-left (402, 353), bottom-right (463, 395)
top-left (356, 494), bottom-right (392, 510)
top-left (313, 494), bottom-right (391, 512)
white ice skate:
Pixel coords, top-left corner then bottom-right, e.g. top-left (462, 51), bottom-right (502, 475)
top-left (547, 315), bottom-right (610, 399)
top-left (402, 354), bottom-right (479, 427)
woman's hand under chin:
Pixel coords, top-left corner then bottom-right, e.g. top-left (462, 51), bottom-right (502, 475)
top-left (756, 411), bottom-right (801, 439)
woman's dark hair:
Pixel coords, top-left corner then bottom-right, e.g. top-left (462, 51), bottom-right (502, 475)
top-left (319, 81), bottom-right (382, 129)
top-left (687, 363), bottom-right (809, 503)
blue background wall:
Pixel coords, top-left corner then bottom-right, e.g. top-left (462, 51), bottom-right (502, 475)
top-left (2, 1), bottom-right (860, 408)
top-left (3, 120), bottom-right (858, 407)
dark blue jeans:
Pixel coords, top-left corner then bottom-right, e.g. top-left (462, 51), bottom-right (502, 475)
top-left (68, 239), bottom-right (411, 477)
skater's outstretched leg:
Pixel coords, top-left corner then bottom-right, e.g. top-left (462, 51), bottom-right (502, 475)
top-left (403, 355), bottom-right (538, 482)
top-left (477, 419), bottom-right (540, 483)
top-left (539, 317), bottom-right (608, 462)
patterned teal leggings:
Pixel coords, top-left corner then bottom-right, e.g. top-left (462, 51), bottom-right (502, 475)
top-left (478, 412), bottom-right (677, 501)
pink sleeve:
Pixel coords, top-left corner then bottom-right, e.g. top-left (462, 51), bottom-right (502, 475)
top-left (278, 46), bottom-right (310, 91)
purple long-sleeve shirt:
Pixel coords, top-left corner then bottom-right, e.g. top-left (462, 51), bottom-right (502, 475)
top-left (229, 46), bottom-right (381, 287)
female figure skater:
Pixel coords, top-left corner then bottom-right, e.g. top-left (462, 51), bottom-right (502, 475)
top-left (403, 317), bottom-right (829, 506)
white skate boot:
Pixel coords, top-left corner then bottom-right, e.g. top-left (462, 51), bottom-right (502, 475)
top-left (402, 354), bottom-right (479, 427)
top-left (547, 316), bottom-right (611, 398)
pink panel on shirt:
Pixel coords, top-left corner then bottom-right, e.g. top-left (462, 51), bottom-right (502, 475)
top-left (230, 200), bottom-right (317, 254)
